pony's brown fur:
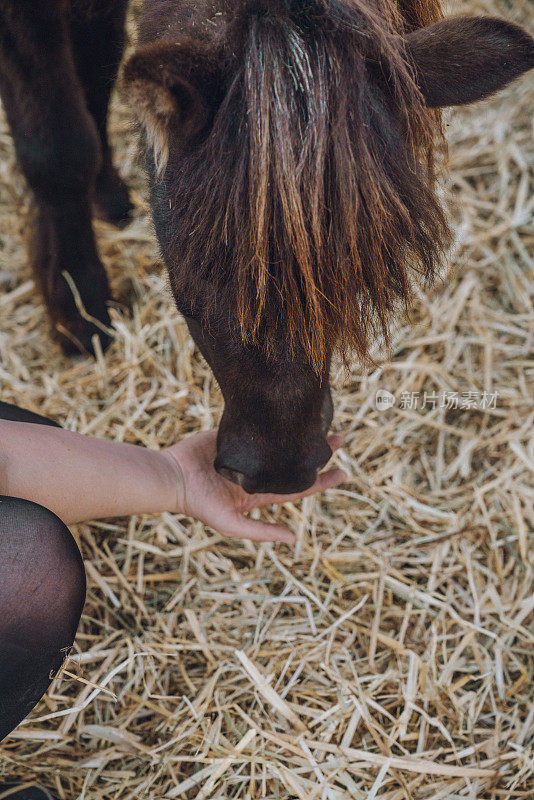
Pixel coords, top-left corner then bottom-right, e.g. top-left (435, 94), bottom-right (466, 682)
top-left (165, 0), bottom-right (451, 372)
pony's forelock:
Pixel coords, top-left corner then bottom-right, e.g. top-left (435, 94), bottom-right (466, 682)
top-left (166, 0), bottom-right (451, 371)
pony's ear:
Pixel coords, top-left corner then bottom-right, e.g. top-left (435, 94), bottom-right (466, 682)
top-left (406, 17), bottom-right (534, 108)
top-left (121, 42), bottom-right (218, 172)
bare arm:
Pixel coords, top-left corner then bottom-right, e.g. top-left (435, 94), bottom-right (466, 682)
top-left (0, 420), bottom-right (176, 525)
top-left (0, 421), bottom-right (346, 542)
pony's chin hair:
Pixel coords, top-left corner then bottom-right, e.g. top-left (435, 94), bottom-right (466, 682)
top-left (167, 0), bottom-right (451, 373)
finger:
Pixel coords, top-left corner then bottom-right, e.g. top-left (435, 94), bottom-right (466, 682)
top-left (218, 515), bottom-right (296, 544)
top-left (327, 433), bottom-right (345, 452)
top-left (251, 467), bottom-right (347, 509)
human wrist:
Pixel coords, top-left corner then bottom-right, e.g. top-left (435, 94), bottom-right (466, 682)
top-left (120, 444), bottom-right (183, 518)
top-left (157, 448), bottom-right (187, 515)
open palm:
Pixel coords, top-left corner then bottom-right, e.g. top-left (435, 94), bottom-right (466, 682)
top-left (163, 431), bottom-right (346, 543)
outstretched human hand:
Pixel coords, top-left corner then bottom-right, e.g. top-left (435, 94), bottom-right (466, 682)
top-left (163, 431), bottom-right (346, 544)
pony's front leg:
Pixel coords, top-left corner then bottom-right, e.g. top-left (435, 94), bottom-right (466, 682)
top-left (70, 0), bottom-right (133, 224)
top-left (0, 1), bottom-right (112, 355)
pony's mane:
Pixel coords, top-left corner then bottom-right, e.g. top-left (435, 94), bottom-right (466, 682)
top-left (166, 0), bottom-right (451, 370)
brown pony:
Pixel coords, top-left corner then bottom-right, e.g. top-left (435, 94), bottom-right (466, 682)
top-left (1, 1), bottom-right (533, 493)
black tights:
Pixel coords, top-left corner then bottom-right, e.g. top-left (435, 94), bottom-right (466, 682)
top-left (0, 403), bottom-right (86, 742)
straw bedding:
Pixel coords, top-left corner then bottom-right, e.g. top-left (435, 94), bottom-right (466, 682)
top-left (0, 0), bottom-right (532, 797)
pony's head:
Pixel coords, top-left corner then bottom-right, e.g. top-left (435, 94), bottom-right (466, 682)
top-left (124, 0), bottom-right (534, 494)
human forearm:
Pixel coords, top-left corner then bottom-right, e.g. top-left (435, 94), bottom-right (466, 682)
top-left (0, 419), bottom-right (346, 543)
top-left (0, 420), bottom-right (179, 524)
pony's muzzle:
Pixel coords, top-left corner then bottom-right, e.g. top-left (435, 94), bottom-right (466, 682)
top-left (215, 462), bottom-right (320, 495)
top-left (214, 440), bottom-right (332, 496)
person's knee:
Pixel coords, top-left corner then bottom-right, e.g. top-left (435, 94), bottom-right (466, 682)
top-left (0, 497), bottom-right (86, 653)
top-left (0, 499), bottom-right (84, 741)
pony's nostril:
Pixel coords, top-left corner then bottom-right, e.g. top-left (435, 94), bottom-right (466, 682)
top-left (215, 465), bottom-right (248, 489)
top-left (305, 442), bottom-right (333, 473)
